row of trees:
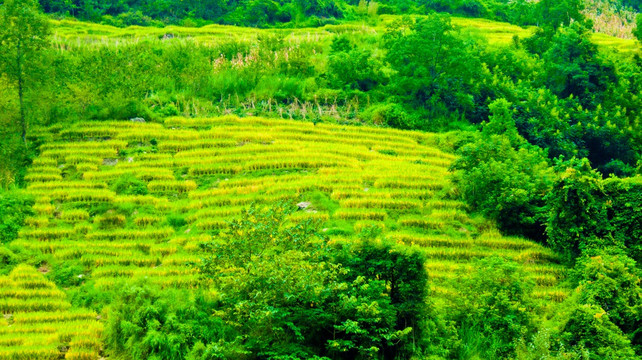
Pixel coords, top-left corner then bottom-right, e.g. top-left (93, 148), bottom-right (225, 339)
top-left (39, 0), bottom-right (347, 27)
top-left (14, 0), bottom-right (590, 27)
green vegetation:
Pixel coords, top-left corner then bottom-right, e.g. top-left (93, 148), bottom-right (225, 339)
top-left (1, 0), bottom-right (642, 359)
top-left (0, 0), bottom-right (50, 144)
top-left (1, 116), bottom-right (568, 359)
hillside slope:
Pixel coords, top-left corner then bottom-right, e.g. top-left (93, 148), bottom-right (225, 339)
top-left (50, 15), bottom-right (639, 54)
top-left (0, 265), bottom-right (103, 359)
top-left (3, 116), bottom-right (570, 358)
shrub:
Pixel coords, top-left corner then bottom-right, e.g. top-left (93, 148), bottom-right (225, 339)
top-left (603, 177), bottom-right (642, 263)
top-left (362, 103), bottom-right (415, 129)
top-left (111, 174), bottom-right (148, 196)
top-left (574, 252), bottom-right (642, 351)
top-left (0, 246), bottom-right (18, 275)
top-left (0, 191), bottom-right (34, 244)
top-left (166, 214), bottom-right (187, 230)
top-left (49, 261), bottom-right (86, 287)
top-left (456, 256), bottom-right (536, 359)
top-left (560, 304), bottom-right (636, 360)
top-left (546, 158), bottom-right (610, 263)
top-left (105, 284), bottom-right (225, 360)
top-left (452, 133), bottom-right (553, 241)
top-left (516, 329), bottom-right (589, 360)
top-left (336, 239), bottom-right (433, 357)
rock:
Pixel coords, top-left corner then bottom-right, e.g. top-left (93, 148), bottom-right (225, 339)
top-left (297, 202), bottom-right (312, 210)
top-left (130, 117), bottom-right (146, 123)
top-left (103, 158), bottom-right (118, 166)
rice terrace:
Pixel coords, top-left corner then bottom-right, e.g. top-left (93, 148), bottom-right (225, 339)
top-left (1, 0), bottom-right (641, 359)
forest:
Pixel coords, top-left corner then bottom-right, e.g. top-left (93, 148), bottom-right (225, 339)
top-left (0, 0), bottom-right (641, 359)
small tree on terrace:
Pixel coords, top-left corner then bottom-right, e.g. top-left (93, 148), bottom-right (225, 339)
top-left (0, 0), bottom-right (50, 145)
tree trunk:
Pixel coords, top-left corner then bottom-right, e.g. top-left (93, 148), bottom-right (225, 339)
top-left (17, 40), bottom-right (26, 147)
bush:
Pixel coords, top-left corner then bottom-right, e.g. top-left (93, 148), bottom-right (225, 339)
top-left (600, 159), bottom-right (636, 179)
top-left (105, 284), bottom-right (225, 360)
top-left (0, 246), bottom-right (18, 275)
top-left (546, 158), bottom-right (611, 263)
top-left (560, 304), bottom-right (636, 360)
top-left (516, 329), bottom-right (589, 360)
top-left (48, 261), bottom-right (86, 287)
top-left (452, 133), bottom-right (553, 241)
top-left (603, 177), bottom-right (642, 264)
top-left (0, 191), bottom-right (34, 244)
top-left (159, 103), bottom-right (180, 117)
top-left (574, 252), bottom-right (642, 352)
top-left (166, 214), bottom-right (187, 230)
top-left (111, 174), bottom-right (148, 196)
top-left (455, 256), bottom-right (536, 359)
top-left (362, 103), bottom-right (415, 129)
top-left (336, 239), bottom-right (431, 357)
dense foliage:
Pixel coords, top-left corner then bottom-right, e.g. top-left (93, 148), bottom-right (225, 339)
top-left (1, 0), bottom-right (642, 359)
top-left (0, 190), bottom-right (34, 244)
top-left (28, 0), bottom-right (546, 27)
top-left (105, 204), bottom-right (440, 359)
top-left (34, 0), bottom-right (640, 29)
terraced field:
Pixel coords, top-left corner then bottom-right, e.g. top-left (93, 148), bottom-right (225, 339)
top-left (5, 116), bottom-right (570, 357)
top-left (0, 265), bottom-right (102, 359)
top-left (50, 15), bottom-right (638, 54)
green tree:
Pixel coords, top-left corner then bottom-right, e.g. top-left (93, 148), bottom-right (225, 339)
top-left (451, 101), bottom-right (554, 241)
top-left (336, 238), bottom-right (432, 358)
top-left (196, 203), bottom-right (335, 356)
top-left (0, 0), bottom-right (50, 145)
top-left (560, 304), bottom-right (637, 360)
top-left (328, 47), bottom-right (384, 91)
top-left (546, 158), bottom-right (611, 263)
top-left (196, 203), bottom-right (428, 358)
top-left (199, 204), bottom-right (418, 359)
top-left (294, 0), bottom-right (342, 18)
top-left (481, 98), bottom-right (523, 147)
top-left (384, 14), bottom-right (483, 122)
top-left (634, 13), bottom-right (642, 42)
top-left (575, 252), bottom-right (642, 353)
top-left (535, 0), bottom-right (585, 30)
top-left (602, 177), bottom-right (642, 263)
top-left (541, 23), bottom-right (616, 108)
